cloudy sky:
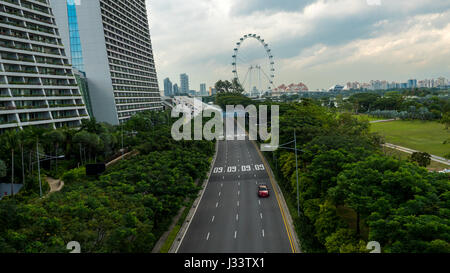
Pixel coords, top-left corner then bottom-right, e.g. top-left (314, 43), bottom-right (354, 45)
top-left (146, 0), bottom-right (450, 91)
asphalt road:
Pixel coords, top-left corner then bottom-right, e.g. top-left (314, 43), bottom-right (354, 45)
top-left (177, 122), bottom-right (294, 253)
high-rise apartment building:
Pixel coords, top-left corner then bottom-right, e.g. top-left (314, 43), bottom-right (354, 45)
top-left (407, 79), bottom-right (417, 89)
top-left (173, 83), bottom-right (179, 96)
top-left (200, 83), bottom-right (206, 96)
top-left (180, 73), bottom-right (189, 95)
top-left (163, 77), bottom-right (172, 97)
top-left (0, 0), bottom-right (90, 132)
top-left (50, 0), bottom-right (162, 125)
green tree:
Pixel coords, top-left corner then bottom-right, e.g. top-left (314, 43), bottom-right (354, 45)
top-left (43, 130), bottom-right (66, 172)
top-left (410, 152), bottom-right (431, 167)
top-left (0, 160), bottom-right (6, 179)
top-left (214, 80), bottom-right (233, 93)
top-left (231, 78), bottom-right (244, 93)
top-left (325, 228), bottom-right (367, 253)
top-left (442, 112), bottom-right (450, 130)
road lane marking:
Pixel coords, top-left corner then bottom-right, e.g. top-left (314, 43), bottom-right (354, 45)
top-left (238, 190), bottom-right (240, 196)
top-left (237, 201), bottom-right (240, 207)
top-left (175, 141), bottom-right (219, 253)
top-left (252, 140), bottom-right (297, 253)
top-left (236, 214), bottom-right (239, 221)
top-left (262, 229), bottom-right (265, 238)
top-left (206, 232), bottom-right (210, 241)
top-left (259, 200), bottom-right (261, 206)
top-left (234, 231), bottom-right (237, 239)
top-left (260, 213), bottom-right (263, 219)
top-left (216, 202), bottom-right (219, 208)
top-left (211, 216), bottom-right (215, 223)
top-left (219, 192), bottom-right (221, 197)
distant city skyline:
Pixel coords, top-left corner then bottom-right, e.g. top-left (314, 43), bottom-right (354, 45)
top-left (147, 0), bottom-right (450, 91)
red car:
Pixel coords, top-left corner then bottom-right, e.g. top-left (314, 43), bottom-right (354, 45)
top-left (258, 184), bottom-right (270, 198)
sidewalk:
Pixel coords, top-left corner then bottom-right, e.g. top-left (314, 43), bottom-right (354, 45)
top-left (46, 177), bottom-right (64, 193)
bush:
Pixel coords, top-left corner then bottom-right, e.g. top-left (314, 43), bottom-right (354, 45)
top-left (61, 167), bottom-right (86, 184)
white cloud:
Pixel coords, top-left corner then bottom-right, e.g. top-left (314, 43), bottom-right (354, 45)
top-left (146, 0), bottom-right (450, 90)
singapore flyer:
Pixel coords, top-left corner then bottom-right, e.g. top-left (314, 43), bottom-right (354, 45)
top-left (232, 34), bottom-right (275, 97)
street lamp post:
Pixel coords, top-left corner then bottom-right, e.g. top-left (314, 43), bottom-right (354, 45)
top-left (267, 130), bottom-right (303, 217)
top-left (121, 124), bottom-right (124, 158)
top-left (37, 141), bottom-right (42, 198)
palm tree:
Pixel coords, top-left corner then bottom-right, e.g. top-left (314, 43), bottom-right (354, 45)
top-left (231, 78), bottom-right (244, 93)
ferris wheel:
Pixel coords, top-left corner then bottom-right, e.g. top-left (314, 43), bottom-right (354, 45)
top-left (232, 34), bottom-right (275, 96)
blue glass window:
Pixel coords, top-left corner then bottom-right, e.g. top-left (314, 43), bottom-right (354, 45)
top-left (67, 0), bottom-right (85, 72)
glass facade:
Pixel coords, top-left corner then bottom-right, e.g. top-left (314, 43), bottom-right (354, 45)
top-left (67, 0), bottom-right (85, 72)
top-left (74, 70), bottom-right (93, 118)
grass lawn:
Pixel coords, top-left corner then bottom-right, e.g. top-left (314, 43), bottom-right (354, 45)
top-left (371, 120), bottom-right (450, 157)
top-left (159, 224), bottom-right (181, 253)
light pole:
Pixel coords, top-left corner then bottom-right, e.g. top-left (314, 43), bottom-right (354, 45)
top-left (121, 123), bottom-right (124, 158)
top-left (267, 130), bottom-right (303, 217)
top-left (36, 140), bottom-right (41, 198)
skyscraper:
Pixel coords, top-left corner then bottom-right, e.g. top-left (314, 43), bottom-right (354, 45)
top-left (200, 83), bottom-right (206, 96)
top-left (50, 0), bottom-right (162, 125)
top-left (407, 79), bottom-right (417, 89)
top-left (180, 73), bottom-right (189, 95)
top-left (164, 78), bottom-right (172, 97)
top-left (173, 84), bottom-right (179, 96)
top-left (0, 0), bottom-right (90, 132)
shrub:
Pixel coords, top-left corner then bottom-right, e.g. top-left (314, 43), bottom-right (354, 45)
top-left (61, 167), bottom-right (86, 184)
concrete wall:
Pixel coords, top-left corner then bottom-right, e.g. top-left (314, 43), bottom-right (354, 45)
top-left (0, 184), bottom-right (24, 200)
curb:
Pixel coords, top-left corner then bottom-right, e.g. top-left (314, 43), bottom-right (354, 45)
top-left (169, 140), bottom-right (220, 253)
top-left (235, 118), bottom-right (301, 253)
